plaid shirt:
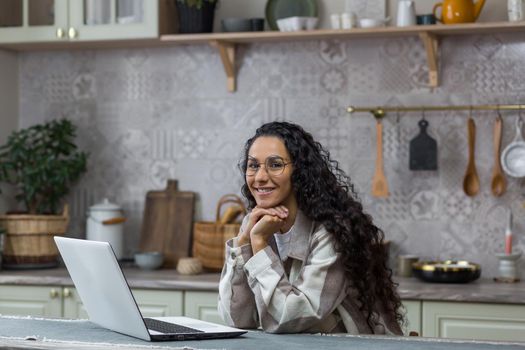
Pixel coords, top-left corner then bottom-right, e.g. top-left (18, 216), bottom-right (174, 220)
top-left (218, 210), bottom-right (402, 335)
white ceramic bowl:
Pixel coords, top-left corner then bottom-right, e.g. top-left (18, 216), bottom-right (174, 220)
top-left (134, 251), bottom-right (164, 270)
top-left (277, 16), bottom-right (318, 32)
top-left (359, 18), bottom-right (388, 28)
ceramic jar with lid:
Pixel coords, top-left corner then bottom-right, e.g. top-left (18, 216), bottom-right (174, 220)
top-left (86, 198), bottom-right (126, 259)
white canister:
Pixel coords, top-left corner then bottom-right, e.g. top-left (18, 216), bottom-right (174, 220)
top-left (508, 0), bottom-right (525, 21)
top-left (86, 198), bottom-right (126, 259)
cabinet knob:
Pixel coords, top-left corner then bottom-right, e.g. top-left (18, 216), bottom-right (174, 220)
top-left (63, 288), bottom-right (72, 298)
top-left (56, 27), bottom-right (65, 38)
top-left (68, 27), bottom-right (78, 39)
top-left (49, 289), bottom-right (59, 299)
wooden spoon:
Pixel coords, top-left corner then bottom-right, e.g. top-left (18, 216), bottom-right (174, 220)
top-left (491, 115), bottom-right (506, 196)
top-left (463, 118), bottom-right (480, 197)
top-left (372, 118), bottom-right (389, 198)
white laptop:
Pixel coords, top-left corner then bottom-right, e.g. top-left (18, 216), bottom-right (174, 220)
top-left (54, 236), bottom-right (247, 341)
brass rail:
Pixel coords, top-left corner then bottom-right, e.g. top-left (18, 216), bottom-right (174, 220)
top-left (347, 104), bottom-right (525, 118)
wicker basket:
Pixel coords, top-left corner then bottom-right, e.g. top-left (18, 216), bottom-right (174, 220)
top-left (0, 205), bottom-right (69, 268)
top-left (192, 195), bottom-right (246, 271)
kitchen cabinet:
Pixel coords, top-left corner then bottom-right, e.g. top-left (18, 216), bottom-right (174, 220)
top-left (402, 300), bottom-right (421, 336)
top-left (0, 285), bottom-right (183, 318)
top-left (184, 291), bottom-right (225, 325)
top-left (0, 0), bottom-right (176, 44)
top-left (422, 301), bottom-right (525, 342)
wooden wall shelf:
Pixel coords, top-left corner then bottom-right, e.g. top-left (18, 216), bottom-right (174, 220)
top-left (160, 21), bottom-right (525, 92)
top-left (3, 21), bottom-right (525, 92)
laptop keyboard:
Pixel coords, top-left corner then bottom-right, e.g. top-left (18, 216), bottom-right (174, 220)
top-left (144, 318), bottom-right (204, 334)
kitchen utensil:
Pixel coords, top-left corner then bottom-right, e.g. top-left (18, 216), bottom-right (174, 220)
top-left (139, 179), bottom-right (195, 268)
top-left (134, 251), bottom-right (164, 270)
top-left (501, 117), bottom-right (525, 178)
top-left (341, 12), bottom-right (357, 29)
top-left (372, 118), bottom-right (389, 198)
top-left (397, 255), bottom-right (419, 277)
top-left (416, 14), bottom-right (437, 25)
top-left (491, 115), bottom-right (507, 196)
top-left (433, 0), bottom-right (486, 24)
top-left (495, 252), bottom-right (521, 282)
top-left (508, 0), bottom-right (525, 21)
top-left (463, 118), bottom-right (480, 196)
top-left (412, 260), bottom-right (481, 283)
top-left (277, 16), bottom-right (317, 31)
top-left (86, 199), bottom-right (126, 260)
top-left (221, 18), bottom-right (252, 32)
top-left (396, 0), bottom-right (416, 27)
top-left (409, 119), bottom-right (438, 170)
top-left (250, 18), bottom-right (265, 31)
top-left (359, 17), bottom-right (391, 28)
top-left (265, 0), bottom-right (318, 31)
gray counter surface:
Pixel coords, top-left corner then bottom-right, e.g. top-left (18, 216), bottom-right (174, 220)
top-left (1, 267), bottom-right (524, 304)
top-left (0, 316), bottom-right (524, 350)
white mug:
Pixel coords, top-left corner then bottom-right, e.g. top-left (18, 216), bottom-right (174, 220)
top-left (341, 12), bottom-right (357, 29)
top-left (396, 0), bottom-right (416, 27)
top-left (330, 14), bottom-right (341, 29)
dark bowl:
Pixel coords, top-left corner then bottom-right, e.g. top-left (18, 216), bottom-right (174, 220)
top-left (412, 260), bottom-right (481, 283)
top-left (221, 18), bottom-right (252, 32)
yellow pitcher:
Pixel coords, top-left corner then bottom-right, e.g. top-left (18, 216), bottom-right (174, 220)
top-left (433, 0), bottom-right (486, 24)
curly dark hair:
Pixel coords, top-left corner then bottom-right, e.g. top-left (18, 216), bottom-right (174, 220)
top-left (239, 121), bottom-right (404, 331)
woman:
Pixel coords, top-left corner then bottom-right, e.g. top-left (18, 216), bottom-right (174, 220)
top-left (218, 121), bottom-right (403, 334)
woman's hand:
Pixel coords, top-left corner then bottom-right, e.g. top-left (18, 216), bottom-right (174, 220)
top-left (237, 206), bottom-right (288, 248)
top-left (249, 206), bottom-right (288, 253)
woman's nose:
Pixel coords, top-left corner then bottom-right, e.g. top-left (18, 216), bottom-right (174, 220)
top-left (254, 165), bottom-right (269, 181)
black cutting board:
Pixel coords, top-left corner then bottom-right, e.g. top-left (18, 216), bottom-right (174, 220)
top-left (409, 119), bottom-right (438, 170)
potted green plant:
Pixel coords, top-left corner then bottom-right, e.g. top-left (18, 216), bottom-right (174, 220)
top-left (0, 118), bottom-right (88, 268)
top-left (175, 0), bottom-right (218, 33)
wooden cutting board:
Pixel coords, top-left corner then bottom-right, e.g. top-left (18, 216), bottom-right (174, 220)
top-left (139, 179), bottom-right (195, 268)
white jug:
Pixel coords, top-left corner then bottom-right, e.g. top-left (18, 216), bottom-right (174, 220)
top-left (86, 198), bottom-right (126, 259)
top-left (397, 0), bottom-right (416, 27)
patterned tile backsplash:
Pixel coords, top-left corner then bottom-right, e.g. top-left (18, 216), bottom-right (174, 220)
top-left (18, 33), bottom-right (525, 278)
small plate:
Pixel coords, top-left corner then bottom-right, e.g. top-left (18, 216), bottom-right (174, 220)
top-left (265, 0), bottom-right (318, 31)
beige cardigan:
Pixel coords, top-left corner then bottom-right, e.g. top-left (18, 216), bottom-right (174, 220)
top-left (218, 210), bottom-right (402, 335)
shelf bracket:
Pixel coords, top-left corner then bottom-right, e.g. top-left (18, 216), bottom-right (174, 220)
top-left (210, 40), bottom-right (236, 92)
top-left (418, 32), bottom-right (439, 87)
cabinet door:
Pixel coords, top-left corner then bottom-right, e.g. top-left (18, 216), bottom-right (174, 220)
top-left (422, 301), bottom-right (525, 341)
top-left (184, 291), bottom-right (224, 325)
top-left (68, 0), bottom-right (158, 41)
top-left (62, 287), bottom-right (89, 319)
top-left (402, 300), bottom-right (421, 336)
top-left (0, 0), bottom-right (69, 43)
top-left (0, 285), bottom-right (62, 317)
top-left (132, 289), bottom-right (183, 317)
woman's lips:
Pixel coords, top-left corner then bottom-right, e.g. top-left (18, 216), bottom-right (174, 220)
top-left (255, 187), bottom-right (275, 197)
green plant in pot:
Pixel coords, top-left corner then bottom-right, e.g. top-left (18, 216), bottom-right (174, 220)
top-left (0, 118), bottom-right (88, 268)
top-left (175, 0), bottom-right (218, 33)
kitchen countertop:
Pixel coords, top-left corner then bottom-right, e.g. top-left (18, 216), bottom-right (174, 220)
top-left (0, 267), bottom-right (524, 304)
top-left (1, 315), bottom-right (525, 350)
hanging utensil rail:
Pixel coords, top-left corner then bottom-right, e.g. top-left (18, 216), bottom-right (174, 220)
top-left (347, 104), bottom-right (525, 118)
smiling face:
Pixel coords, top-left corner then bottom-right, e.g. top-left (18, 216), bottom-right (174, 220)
top-left (246, 136), bottom-right (296, 209)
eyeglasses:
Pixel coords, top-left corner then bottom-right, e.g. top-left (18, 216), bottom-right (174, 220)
top-left (243, 156), bottom-right (292, 177)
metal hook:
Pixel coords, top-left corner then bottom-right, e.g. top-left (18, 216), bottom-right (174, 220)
top-left (496, 104), bottom-right (502, 119)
